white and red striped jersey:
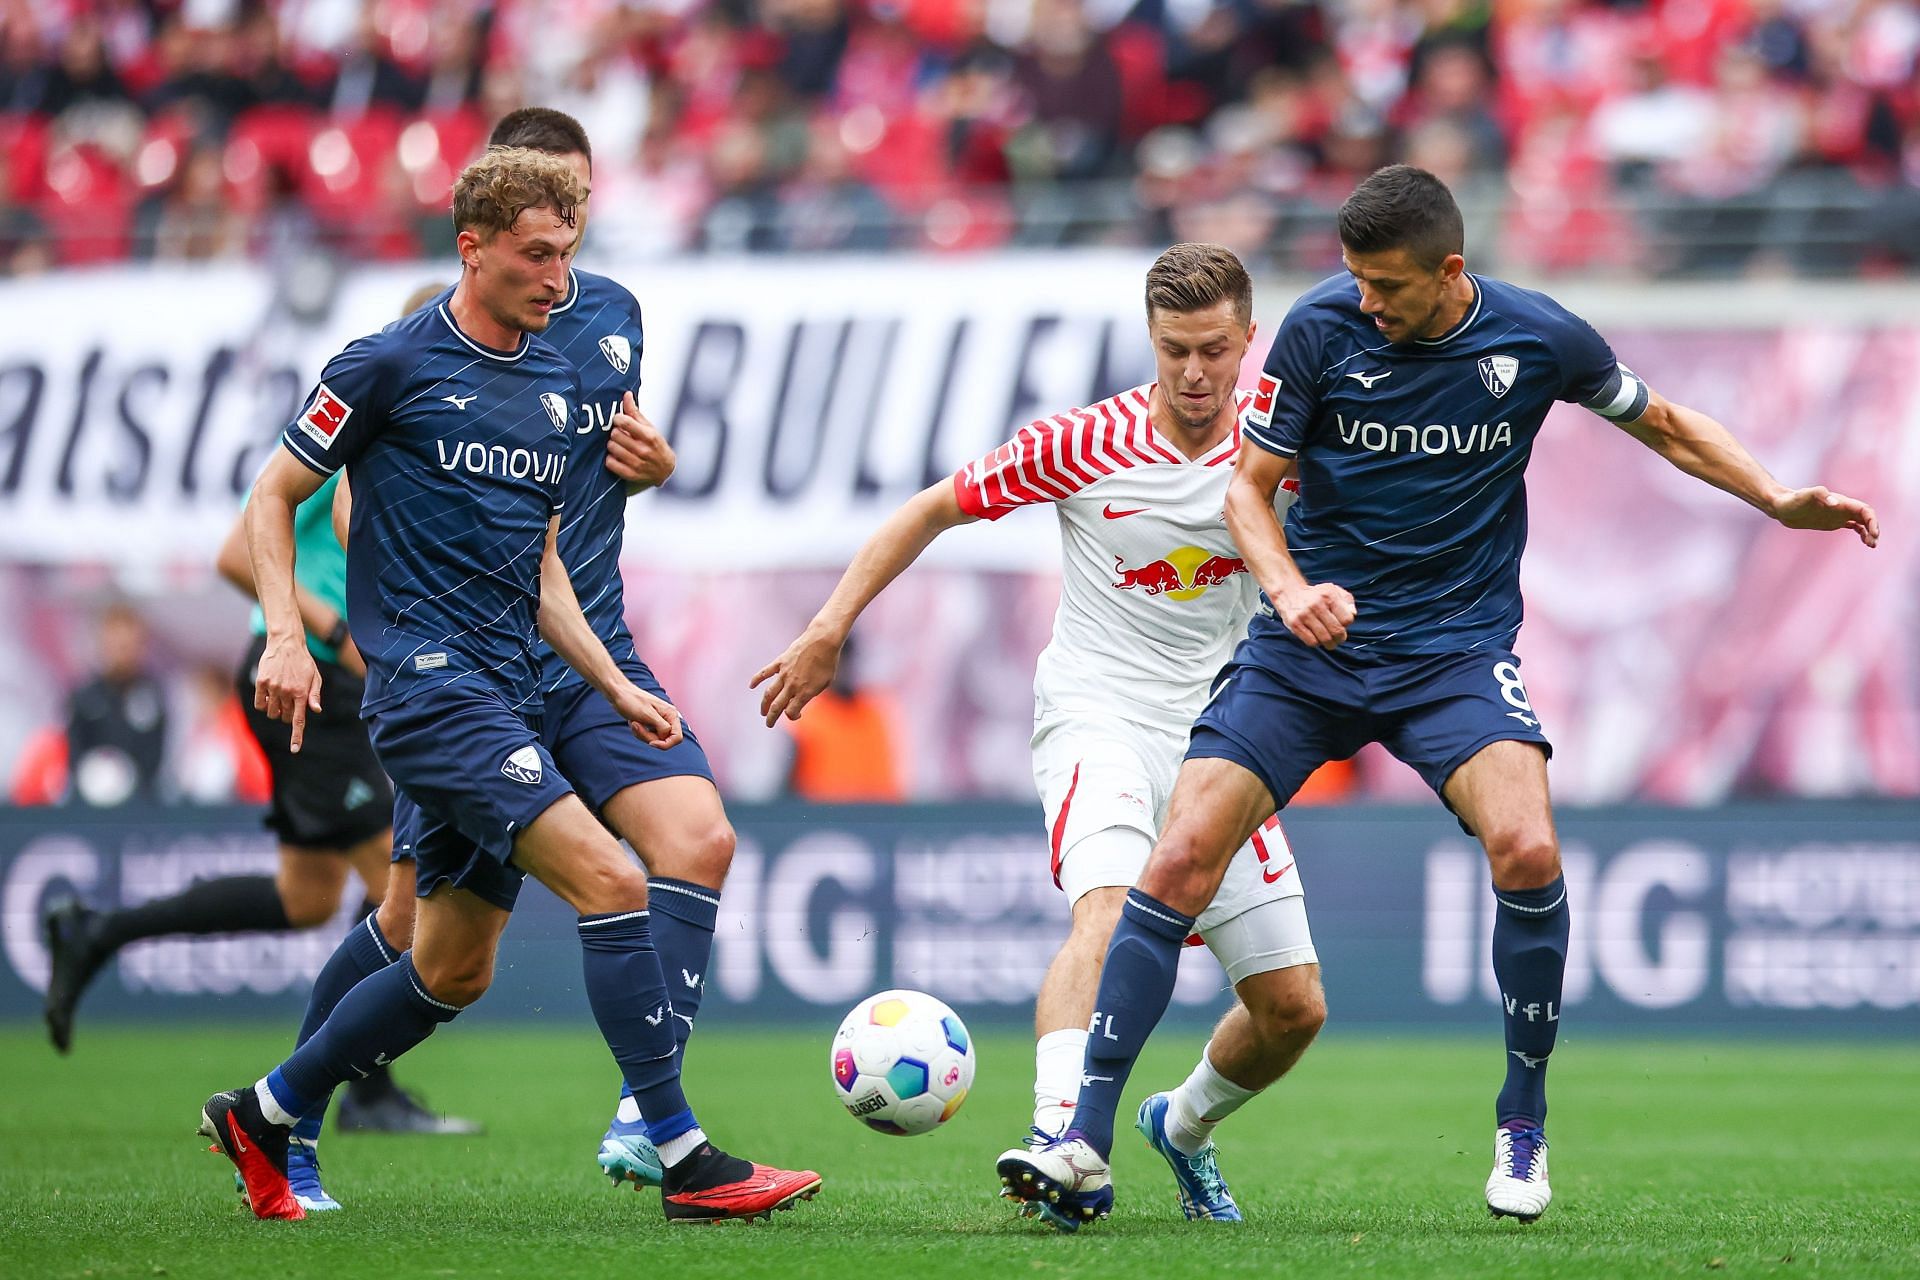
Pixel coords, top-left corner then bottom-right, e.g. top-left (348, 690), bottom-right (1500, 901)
top-left (953, 383), bottom-right (1295, 734)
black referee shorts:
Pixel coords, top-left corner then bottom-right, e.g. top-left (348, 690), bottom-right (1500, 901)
top-left (237, 633), bottom-right (394, 851)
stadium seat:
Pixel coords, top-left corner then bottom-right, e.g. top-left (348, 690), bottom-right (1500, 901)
top-left (39, 142), bottom-right (132, 264)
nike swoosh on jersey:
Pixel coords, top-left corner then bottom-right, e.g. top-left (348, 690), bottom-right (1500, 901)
top-left (1101, 504), bottom-right (1147, 519)
top-left (1263, 861), bottom-right (1295, 884)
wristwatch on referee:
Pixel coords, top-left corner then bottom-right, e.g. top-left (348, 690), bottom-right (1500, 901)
top-left (323, 616), bottom-right (351, 652)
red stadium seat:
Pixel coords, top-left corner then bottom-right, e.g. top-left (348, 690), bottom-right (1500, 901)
top-left (39, 143), bottom-right (132, 264)
top-left (0, 114), bottom-right (51, 201)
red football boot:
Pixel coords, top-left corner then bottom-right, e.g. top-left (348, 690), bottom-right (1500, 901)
top-left (199, 1088), bottom-right (306, 1221)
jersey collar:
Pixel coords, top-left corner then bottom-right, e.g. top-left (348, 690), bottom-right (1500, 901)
top-left (436, 304), bottom-right (531, 362)
top-left (1415, 273), bottom-right (1483, 347)
top-left (550, 267), bottom-right (581, 318)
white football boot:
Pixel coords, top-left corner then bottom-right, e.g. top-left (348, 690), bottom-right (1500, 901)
top-left (996, 1135), bottom-right (1114, 1233)
top-left (1486, 1123), bottom-right (1551, 1222)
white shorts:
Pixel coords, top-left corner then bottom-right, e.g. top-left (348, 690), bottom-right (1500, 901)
top-left (1033, 713), bottom-right (1316, 982)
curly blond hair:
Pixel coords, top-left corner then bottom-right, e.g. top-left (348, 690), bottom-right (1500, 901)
top-left (451, 146), bottom-right (584, 242)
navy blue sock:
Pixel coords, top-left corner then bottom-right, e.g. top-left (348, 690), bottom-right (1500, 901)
top-left (266, 953), bottom-right (458, 1119)
top-left (1491, 875), bottom-right (1570, 1128)
top-left (287, 913), bottom-right (403, 1141)
top-left (1064, 888), bottom-right (1194, 1161)
top-left (578, 910), bottom-right (698, 1145)
top-left (617, 878), bottom-right (720, 1110)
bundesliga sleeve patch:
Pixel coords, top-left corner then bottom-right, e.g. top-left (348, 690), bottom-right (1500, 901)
top-left (1249, 373), bottom-right (1280, 428)
top-left (296, 383), bottom-right (353, 450)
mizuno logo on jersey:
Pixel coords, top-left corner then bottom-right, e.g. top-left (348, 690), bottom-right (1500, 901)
top-left (436, 440), bottom-right (567, 484)
top-left (501, 744), bottom-right (543, 785)
top-left (539, 392), bottom-right (570, 433)
top-left (296, 383), bottom-right (352, 449)
top-left (442, 393), bottom-right (477, 410)
top-left (599, 334), bottom-right (632, 374)
top-left (1336, 412), bottom-right (1514, 456)
top-left (1479, 355), bottom-right (1519, 398)
top-left (1346, 369), bottom-right (1392, 388)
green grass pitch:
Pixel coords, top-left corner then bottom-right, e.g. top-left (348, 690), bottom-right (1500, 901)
top-left (2, 1024), bottom-right (1915, 1279)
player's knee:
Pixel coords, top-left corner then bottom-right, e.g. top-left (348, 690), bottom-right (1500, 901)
top-left (1249, 975), bottom-right (1326, 1046)
top-left (414, 950), bottom-right (494, 1008)
top-left (1485, 828), bottom-right (1560, 890)
top-left (1141, 834), bottom-right (1224, 915)
top-left (666, 818), bottom-right (734, 889)
top-left (277, 880), bottom-right (341, 929)
top-left (571, 857), bottom-right (651, 916)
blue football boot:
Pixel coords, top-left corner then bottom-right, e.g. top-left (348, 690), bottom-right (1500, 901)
top-left (1135, 1092), bottom-right (1241, 1221)
top-left (598, 1112), bottom-right (664, 1189)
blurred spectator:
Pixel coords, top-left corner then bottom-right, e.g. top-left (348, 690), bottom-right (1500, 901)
top-left (174, 664), bottom-right (271, 805)
top-left (781, 115), bottom-right (895, 250)
top-left (0, 0), bottom-right (1913, 271)
top-left (0, 147), bottom-right (52, 275)
top-left (786, 636), bottom-right (904, 802)
top-left (1010, 0), bottom-right (1124, 180)
top-left (65, 602), bottom-right (168, 808)
top-left (136, 141), bottom-right (245, 261)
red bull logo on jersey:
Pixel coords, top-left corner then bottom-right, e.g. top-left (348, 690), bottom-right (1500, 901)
top-left (1336, 412), bottom-right (1513, 456)
top-left (1112, 546), bottom-right (1246, 601)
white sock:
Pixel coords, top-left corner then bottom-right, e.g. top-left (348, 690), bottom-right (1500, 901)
top-left (1033, 1028), bottom-right (1089, 1136)
top-left (254, 1078), bottom-right (298, 1128)
top-left (615, 1093), bottom-right (642, 1125)
top-left (1164, 1050), bottom-right (1259, 1156)
top-left (656, 1126), bottom-right (709, 1167)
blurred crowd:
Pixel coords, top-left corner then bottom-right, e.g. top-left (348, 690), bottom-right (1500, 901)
top-left (3, 0), bottom-right (1920, 273)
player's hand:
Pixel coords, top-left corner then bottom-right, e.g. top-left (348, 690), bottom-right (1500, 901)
top-left (613, 683), bottom-right (683, 749)
top-left (335, 632), bottom-right (367, 679)
top-left (604, 392), bottom-right (675, 490)
top-left (749, 627), bottom-right (842, 727)
top-left (1275, 582), bottom-right (1357, 649)
top-left (255, 633), bottom-right (323, 752)
top-left (1770, 486), bottom-right (1879, 547)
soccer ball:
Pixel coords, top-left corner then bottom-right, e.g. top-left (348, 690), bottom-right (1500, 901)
top-left (829, 989), bottom-right (975, 1136)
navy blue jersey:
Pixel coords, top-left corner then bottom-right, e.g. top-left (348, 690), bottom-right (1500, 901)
top-left (537, 268), bottom-right (646, 692)
top-left (280, 301), bottom-right (578, 714)
top-left (1244, 272), bottom-right (1649, 656)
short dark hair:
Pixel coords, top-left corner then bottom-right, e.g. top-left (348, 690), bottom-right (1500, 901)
top-left (1337, 165), bottom-right (1464, 269)
top-left (1145, 242), bottom-right (1252, 326)
top-left (488, 107), bottom-right (591, 163)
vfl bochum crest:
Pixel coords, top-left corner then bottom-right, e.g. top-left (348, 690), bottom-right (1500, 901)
top-left (539, 392), bottom-right (569, 432)
top-left (501, 744), bottom-right (543, 785)
top-left (599, 334), bottom-right (632, 374)
top-left (1479, 355), bottom-right (1519, 398)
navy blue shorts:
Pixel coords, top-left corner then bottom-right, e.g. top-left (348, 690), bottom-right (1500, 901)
top-left (539, 658), bottom-right (714, 813)
top-left (368, 684), bottom-right (574, 912)
top-left (1188, 636), bottom-right (1552, 813)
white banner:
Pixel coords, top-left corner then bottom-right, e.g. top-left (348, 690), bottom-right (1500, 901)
top-left (0, 252), bottom-right (1202, 569)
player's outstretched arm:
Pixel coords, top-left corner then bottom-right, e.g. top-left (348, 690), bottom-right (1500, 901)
top-left (1225, 446), bottom-right (1356, 649)
top-left (536, 516), bottom-right (684, 749)
top-left (1616, 390), bottom-right (1879, 547)
top-left (752, 478), bottom-right (977, 725)
top-left (246, 448), bottom-right (329, 751)
top-left (604, 391), bottom-right (675, 494)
